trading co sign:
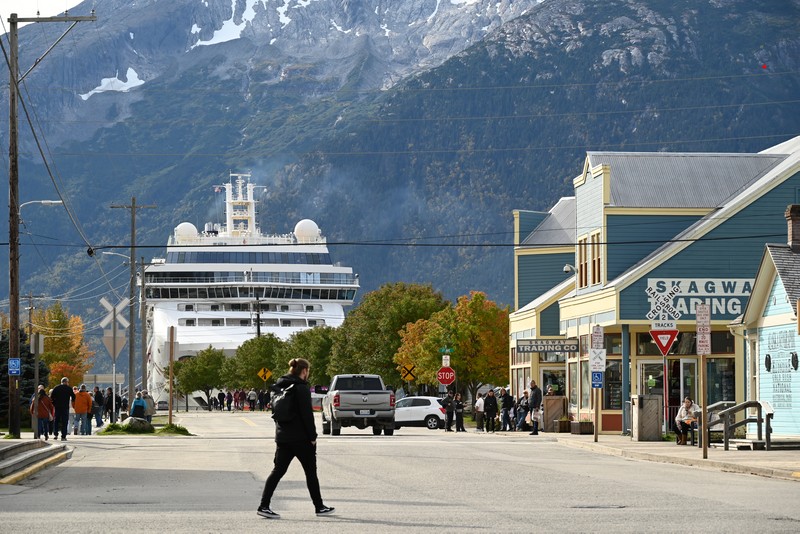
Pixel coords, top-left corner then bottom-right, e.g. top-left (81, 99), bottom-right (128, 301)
top-left (646, 278), bottom-right (753, 317)
top-left (517, 339), bottom-right (579, 353)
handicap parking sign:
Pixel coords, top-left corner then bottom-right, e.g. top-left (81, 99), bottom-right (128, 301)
top-left (8, 357), bottom-right (21, 376)
top-left (591, 371), bottom-right (603, 389)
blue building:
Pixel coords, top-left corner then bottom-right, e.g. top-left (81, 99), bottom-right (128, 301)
top-left (510, 136), bottom-right (800, 433)
top-left (738, 205), bottom-right (800, 437)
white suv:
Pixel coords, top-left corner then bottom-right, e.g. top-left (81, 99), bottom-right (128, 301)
top-left (394, 396), bottom-right (445, 430)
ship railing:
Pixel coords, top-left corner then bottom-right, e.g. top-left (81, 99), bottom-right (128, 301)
top-left (146, 273), bottom-right (358, 285)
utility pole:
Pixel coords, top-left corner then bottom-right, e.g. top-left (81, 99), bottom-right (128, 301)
top-left (7, 11), bottom-right (95, 438)
top-left (111, 198), bottom-right (155, 408)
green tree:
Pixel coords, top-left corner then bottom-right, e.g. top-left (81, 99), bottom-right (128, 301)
top-left (281, 326), bottom-right (336, 388)
top-left (220, 334), bottom-right (284, 390)
top-left (329, 282), bottom-right (449, 387)
top-left (173, 347), bottom-right (225, 410)
top-left (396, 291), bottom-right (508, 403)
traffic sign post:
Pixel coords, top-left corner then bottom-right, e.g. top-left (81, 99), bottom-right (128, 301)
top-left (590, 325), bottom-right (604, 443)
top-left (646, 285), bottom-right (683, 438)
top-left (8, 358), bottom-right (21, 376)
top-left (696, 303), bottom-right (711, 460)
top-left (258, 367), bottom-right (272, 382)
top-left (400, 365), bottom-right (416, 381)
top-left (100, 297), bottom-right (129, 422)
top-left (437, 366), bottom-right (455, 387)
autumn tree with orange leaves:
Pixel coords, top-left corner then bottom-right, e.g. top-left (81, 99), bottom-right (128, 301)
top-left (396, 291), bottom-right (508, 403)
top-left (32, 302), bottom-right (94, 388)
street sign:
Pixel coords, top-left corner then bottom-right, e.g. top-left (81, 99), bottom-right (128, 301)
top-left (83, 373), bottom-right (125, 384)
top-left (442, 355), bottom-right (450, 367)
top-left (645, 285), bottom-right (682, 321)
top-left (8, 357), bottom-right (21, 376)
top-left (438, 347), bottom-right (453, 354)
top-left (696, 303), bottom-right (711, 355)
top-left (437, 366), bottom-right (456, 386)
top-left (591, 325), bottom-right (604, 350)
top-left (102, 331), bottom-right (128, 359)
top-left (258, 367), bottom-right (272, 381)
top-left (99, 297), bottom-right (130, 330)
top-left (649, 329), bottom-right (680, 356)
top-left (591, 371), bottom-right (603, 389)
top-left (400, 364), bottom-right (416, 381)
top-left (517, 339), bottom-right (579, 353)
top-left (590, 348), bottom-right (606, 372)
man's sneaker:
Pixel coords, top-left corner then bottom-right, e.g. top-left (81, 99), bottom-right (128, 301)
top-left (315, 506), bottom-right (335, 516)
top-left (257, 506), bottom-right (280, 519)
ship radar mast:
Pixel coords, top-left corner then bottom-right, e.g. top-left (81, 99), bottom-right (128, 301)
top-left (215, 172), bottom-right (262, 238)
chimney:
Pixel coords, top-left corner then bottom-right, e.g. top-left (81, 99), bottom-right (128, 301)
top-left (787, 204), bottom-right (800, 253)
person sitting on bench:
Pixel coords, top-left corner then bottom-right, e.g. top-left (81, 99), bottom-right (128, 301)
top-left (675, 396), bottom-right (700, 445)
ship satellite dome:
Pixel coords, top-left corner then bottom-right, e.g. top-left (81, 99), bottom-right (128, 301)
top-left (294, 219), bottom-right (320, 240)
top-left (175, 222), bottom-right (198, 237)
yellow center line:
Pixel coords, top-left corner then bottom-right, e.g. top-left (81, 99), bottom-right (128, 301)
top-left (239, 416), bottom-right (257, 427)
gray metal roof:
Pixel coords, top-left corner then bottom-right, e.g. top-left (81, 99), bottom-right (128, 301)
top-left (521, 197), bottom-right (576, 247)
top-left (766, 245), bottom-right (800, 316)
top-left (586, 152), bottom-right (787, 208)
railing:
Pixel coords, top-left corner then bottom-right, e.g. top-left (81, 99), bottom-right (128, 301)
top-left (715, 400), bottom-right (774, 451)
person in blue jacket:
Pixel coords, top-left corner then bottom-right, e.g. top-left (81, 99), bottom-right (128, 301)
top-left (130, 391), bottom-right (147, 418)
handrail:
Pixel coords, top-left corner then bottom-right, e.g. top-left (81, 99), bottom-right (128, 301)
top-left (715, 400), bottom-right (774, 451)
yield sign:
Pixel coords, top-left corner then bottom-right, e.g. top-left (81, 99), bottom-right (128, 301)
top-left (649, 329), bottom-right (679, 356)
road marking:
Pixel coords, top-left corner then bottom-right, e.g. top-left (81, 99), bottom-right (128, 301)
top-left (239, 417), bottom-right (257, 427)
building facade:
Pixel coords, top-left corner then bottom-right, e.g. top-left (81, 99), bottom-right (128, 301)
top-left (510, 136), bottom-right (800, 433)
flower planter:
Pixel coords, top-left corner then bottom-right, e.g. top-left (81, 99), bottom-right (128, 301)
top-left (554, 419), bottom-right (571, 433)
top-left (570, 421), bottom-right (593, 434)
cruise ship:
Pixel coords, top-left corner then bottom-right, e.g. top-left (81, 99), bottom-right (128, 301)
top-left (143, 173), bottom-right (358, 402)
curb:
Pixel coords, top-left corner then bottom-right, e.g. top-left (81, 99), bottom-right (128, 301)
top-left (0, 447), bottom-right (73, 485)
top-left (555, 438), bottom-right (800, 482)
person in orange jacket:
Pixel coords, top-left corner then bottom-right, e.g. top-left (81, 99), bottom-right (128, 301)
top-left (73, 384), bottom-right (94, 435)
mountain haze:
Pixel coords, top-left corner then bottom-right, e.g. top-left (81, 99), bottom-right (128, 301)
top-left (1, 0), bottom-right (799, 375)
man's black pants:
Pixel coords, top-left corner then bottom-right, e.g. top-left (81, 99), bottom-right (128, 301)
top-left (260, 440), bottom-right (323, 509)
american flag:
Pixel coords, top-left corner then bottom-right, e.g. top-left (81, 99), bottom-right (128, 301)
top-left (214, 186), bottom-right (221, 193)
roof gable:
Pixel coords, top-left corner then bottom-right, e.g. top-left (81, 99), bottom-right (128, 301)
top-left (521, 197), bottom-right (576, 247)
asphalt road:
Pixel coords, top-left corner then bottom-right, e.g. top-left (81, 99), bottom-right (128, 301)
top-left (1, 411), bottom-right (798, 533)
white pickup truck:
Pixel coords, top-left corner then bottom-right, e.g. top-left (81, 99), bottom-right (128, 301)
top-left (321, 374), bottom-right (395, 436)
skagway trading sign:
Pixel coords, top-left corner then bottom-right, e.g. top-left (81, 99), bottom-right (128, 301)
top-left (517, 339), bottom-right (579, 353)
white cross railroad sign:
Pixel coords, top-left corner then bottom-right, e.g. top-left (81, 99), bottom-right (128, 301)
top-left (99, 297), bottom-right (130, 330)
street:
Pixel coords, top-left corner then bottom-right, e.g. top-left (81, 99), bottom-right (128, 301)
top-left (1, 411), bottom-right (798, 532)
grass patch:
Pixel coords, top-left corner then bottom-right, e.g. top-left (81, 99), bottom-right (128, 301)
top-left (97, 423), bottom-right (155, 435)
top-left (156, 424), bottom-right (193, 436)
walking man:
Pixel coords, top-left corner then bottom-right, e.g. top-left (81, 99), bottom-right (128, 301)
top-left (93, 386), bottom-right (105, 428)
top-left (257, 358), bottom-right (334, 519)
top-left (441, 390), bottom-right (455, 432)
top-left (483, 389), bottom-right (498, 433)
top-left (499, 388), bottom-right (514, 431)
top-left (50, 377), bottom-right (75, 441)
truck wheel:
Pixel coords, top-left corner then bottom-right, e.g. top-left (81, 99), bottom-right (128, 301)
top-left (383, 427), bottom-right (394, 436)
top-left (331, 423), bottom-right (341, 436)
top-left (372, 426), bottom-right (382, 436)
top-left (322, 417), bottom-right (331, 435)
top-left (425, 415), bottom-right (440, 430)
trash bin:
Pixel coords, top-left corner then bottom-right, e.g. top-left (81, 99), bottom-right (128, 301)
top-left (631, 394), bottom-right (663, 441)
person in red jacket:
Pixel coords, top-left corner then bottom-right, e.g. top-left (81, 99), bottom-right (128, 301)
top-left (30, 386), bottom-right (55, 440)
top-left (73, 384), bottom-right (94, 435)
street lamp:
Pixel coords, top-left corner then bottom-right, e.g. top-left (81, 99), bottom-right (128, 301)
top-left (7, 199), bottom-right (63, 438)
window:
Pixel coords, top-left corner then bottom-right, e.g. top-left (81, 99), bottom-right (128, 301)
top-left (211, 319), bottom-right (221, 327)
top-left (569, 362), bottom-right (578, 409)
top-left (580, 361), bottom-right (591, 409)
top-left (590, 231), bottom-right (601, 285)
top-left (603, 360), bottom-right (622, 409)
top-left (577, 236), bottom-right (589, 288)
top-left (636, 332), bottom-right (734, 355)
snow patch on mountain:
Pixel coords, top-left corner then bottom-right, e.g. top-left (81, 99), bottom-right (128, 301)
top-left (79, 68), bottom-right (145, 100)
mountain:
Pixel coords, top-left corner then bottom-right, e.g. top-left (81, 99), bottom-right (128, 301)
top-left (1, 0), bottom-right (799, 375)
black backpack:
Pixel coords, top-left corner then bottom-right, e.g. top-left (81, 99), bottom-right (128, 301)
top-left (270, 383), bottom-right (296, 422)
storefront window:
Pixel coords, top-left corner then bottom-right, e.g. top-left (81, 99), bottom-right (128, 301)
top-left (707, 358), bottom-right (735, 405)
top-left (605, 334), bottom-right (623, 355)
top-left (542, 368), bottom-right (566, 396)
top-left (636, 332), bottom-right (736, 356)
top-left (539, 351), bottom-right (567, 363)
top-left (569, 362), bottom-right (578, 409)
top-left (604, 360), bottom-right (623, 409)
top-left (581, 361), bottom-right (591, 409)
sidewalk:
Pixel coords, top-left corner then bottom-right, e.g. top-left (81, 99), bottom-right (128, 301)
top-left (551, 432), bottom-right (800, 482)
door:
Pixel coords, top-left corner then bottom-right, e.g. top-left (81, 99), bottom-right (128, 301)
top-left (668, 358), bottom-right (697, 426)
top-left (541, 368), bottom-right (566, 396)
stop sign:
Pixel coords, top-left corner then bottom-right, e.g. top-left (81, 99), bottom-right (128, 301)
top-left (437, 366), bottom-right (456, 386)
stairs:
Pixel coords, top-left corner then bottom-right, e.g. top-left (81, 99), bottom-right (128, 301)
top-left (0, 440), bottom-right (72, 483)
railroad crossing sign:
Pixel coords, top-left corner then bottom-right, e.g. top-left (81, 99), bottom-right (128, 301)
top-left (400, 364), bottom-right (416, 381)
top-left (645, 285), bottom-right (682, 321)
top-left (258, 367), bottom-right (272, 381)
top-left (437, 366), bottom-right (456, 386)
top-left (8, 357), bottom-right (21, 376)
top-left (99, 297), bottom-right (130, 330)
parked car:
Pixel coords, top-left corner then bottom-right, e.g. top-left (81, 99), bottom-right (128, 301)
top-left (394, 396), bottom-right (445, 430)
